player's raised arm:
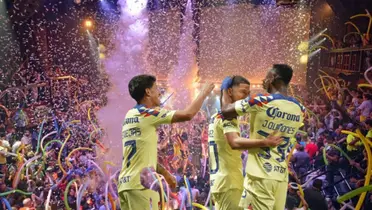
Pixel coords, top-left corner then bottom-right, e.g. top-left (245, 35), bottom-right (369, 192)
top-left (171, 83), bottom-right (215, 123)
top-left (221, 93), bottom-right (263, 119)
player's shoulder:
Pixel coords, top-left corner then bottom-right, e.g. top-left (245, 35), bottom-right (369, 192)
top-left (265, 94), bottom-right (306, 112)
top-left (209, 112), bottom-right (224, 124)
top-left (132, 104), bottom-right (163, 118)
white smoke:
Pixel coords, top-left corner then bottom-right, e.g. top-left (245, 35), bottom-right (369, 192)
top-left (97, 0), bottom-right (149, 165)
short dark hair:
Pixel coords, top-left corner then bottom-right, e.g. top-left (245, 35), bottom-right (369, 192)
top-left (364, 94), bottom-right (372, 100)
top-left (298, 145), bottom-right (305, 151)
top-left (272, 64), bottom-right (293, 85)
top-left (230, 75), bottom-right (250, 87)
top-left (128, 74), bottom-right (156, 103)
top-left (220, 75), bottom-right (250, 104)
top-left (313, 179), bottom-right (323, 190)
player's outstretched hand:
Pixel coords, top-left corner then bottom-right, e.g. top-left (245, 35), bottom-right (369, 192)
top-left (264, 132), bottom-right (283, 147)
top-left (157, 163), bottom-right (177, 189)
top-left (200, 82), bottom-right (215, 96)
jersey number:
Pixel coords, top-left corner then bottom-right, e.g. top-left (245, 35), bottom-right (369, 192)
top-left (124, 140), bottom-right (137, 167)
top-left (208, 141), bottom-right (219, 174)
top-left (257, 130), bottom-right (290, 162)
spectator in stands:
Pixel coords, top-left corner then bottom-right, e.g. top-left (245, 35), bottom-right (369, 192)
top-left (304, 179), bottom-right (328, 210)
top-left (178, 180), bottom-right (192, 210)
top-left (20, 198), bottom-right (34, 210)
top-left (345, 123), bottom-right (362, 157)
top-left (316, 122), bottom-right (326, 140)
top-left (358, 94), bottom-right (372, 122)
top-left (292, 145), bottom-right (310, 181)
top-left (365, 119), bottom-right (372, 139)
top-left (305, 138), bottom-right (318, 160)
top-left (190, 180), bottom-right (200, 203)
top-left (324, 134), bottom-right (340, 197)
top-left (285, 185), bottom-right (308, 210)
top-left (334, 125), bottom-right (346, 144)
top-left (21, 130), bottom-right (32, 146)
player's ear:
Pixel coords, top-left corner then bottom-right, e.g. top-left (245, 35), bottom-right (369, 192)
top-left (145, 88), bottom-right (151, 96)
top-left (227, 87), bottom-right (233, 97)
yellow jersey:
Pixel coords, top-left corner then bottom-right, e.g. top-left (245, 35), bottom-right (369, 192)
top-left (0, 146), bottom-right (7, 164)
top-left (118, 104), bottom-right (175, 192)
top-left (346, 134), bottom-right (362, 151)
top-left (234, 94), bottom-right (305, 182)
top-left (208, 112), bottom-right (243, 193)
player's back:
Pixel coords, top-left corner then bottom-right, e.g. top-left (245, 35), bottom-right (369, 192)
top-left (208, 112), bottom-right (243, 193)
top-left (118, 104), bottom-right (175, 192)
top-left (238, 94), bottom-right (305, 182)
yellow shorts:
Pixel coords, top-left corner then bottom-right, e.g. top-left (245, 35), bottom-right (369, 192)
top-left (119, 189), bottom-right (160, 210)
top-left (212, 189), bottom-right (244, 210)
top-left (239, 176), bottom-right (288, 210)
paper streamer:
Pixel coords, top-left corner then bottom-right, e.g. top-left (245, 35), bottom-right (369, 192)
top-left (364, 66), bottom-right (372, 85)
top-left (337, 185), bottom-right (372, 203)
top-left (12, 154), bottom-right (41, 189)
top-left (322, 143), bottom-right (352, 165)
top-left (88, 108), bottom-right (98, 131)
top-left (319, 34), bottom-right (335, 48)
top-left (355, 130), bottom-right (372, 210)
top-left (58, 131), bottom-right (72, 174)
top-left (350, 10), bottom-right (371, 41)
top-left (339, 130), bottom-right (372, 210)
top-left (192, 203), bottom-right (209, 210)
top-left (35, 119), bottom-right (46, 154)
top-left (0, 189), bottom-right (32, 196)
top-left (105, 181), bottom-right (110, 210)
top-left (108, 193), bottom-right (116, 210)
top-left (87, 160), bottom-right (118, 199)
top-left (204, 190), bottom-right (211, 207)
top-left (77, 181), bottom-right (89, 210)
top-left (40, 131), bottom-right (58, 152)
top-left (64, 179), bottom-right (77, 210)
top-left (45, 188), bottom-right (53, 210)
top-left (1, 198), bottom-right (12, 210)
top-left (43, 140), bottom-right (63, 154)
top-left (66, 147), bottom-right (93, 168)
top-left (358, 83), bottom-right (372, 89)
top-left (183, 176), bottom-right (193, 208)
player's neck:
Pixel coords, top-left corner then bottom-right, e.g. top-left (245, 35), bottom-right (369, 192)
top-left (270, 86), bottom-right (288, 96)
top-left (138, 99), bottom-right (155, 108)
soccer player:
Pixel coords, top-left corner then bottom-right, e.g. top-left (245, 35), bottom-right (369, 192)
top-left (208, 76), bottom-right (250, 210)
top-left (222, 64), bottom-right (305, 210)
top-left (118, 74), bottom-right (214, 210)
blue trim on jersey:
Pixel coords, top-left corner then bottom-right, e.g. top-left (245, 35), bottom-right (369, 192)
top-left (270, 94), bottom-right (305, 112)
top-left (246, 94), bottom-right (305, 112)
top-left (134, 104), bottom-right (160, 117)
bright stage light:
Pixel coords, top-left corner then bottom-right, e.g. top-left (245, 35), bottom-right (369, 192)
top-left (84, 20), bottom-right (93, 29)
top-left (300, 54), bottom-right (308, 64)
top-left (297, 42), bottom-right (309, 52)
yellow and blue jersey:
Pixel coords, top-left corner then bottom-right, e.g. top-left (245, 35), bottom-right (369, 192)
top-left (118, 104), bottom-right (175, 192)
top-left (234, 94), bottom-right (305, 182)
top-left (208, 112), bottom-right (244, 193)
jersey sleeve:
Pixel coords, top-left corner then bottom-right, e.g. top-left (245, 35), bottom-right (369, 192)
top-left (148, 108), bottom-right (176, 126)
top-left (234, 94), bottom-right (267, 116)
top-left (221, 118), bottom-right (240, 134)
